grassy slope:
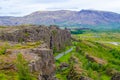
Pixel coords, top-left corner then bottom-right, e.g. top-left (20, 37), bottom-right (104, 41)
top-left (55, 46), bottom-right (74, 80)
top-left (55, 30), bottom-right (120, 80)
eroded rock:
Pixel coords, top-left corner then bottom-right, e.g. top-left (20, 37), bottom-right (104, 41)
top-left (0, 25), bottom-right (71, 80)
top-left (67, 64), bottom-right (87, 80)
top-left (0, 44), bottom-right (56, 80)
top-left (111, 73), bottom-right (120, 80)
top-left (0, 25), bottom-right (71, 51)
top-left (59, 62), bottom-right (69, 70)
top-left (86, 54), bottom-right (107, 65)
top-left (80, 76), bottom-right (93, 80)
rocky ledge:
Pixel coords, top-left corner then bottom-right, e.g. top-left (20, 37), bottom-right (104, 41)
top-left (0, 25), bottom-right (71, 80)
top-left (0, 25), bottom-right (71, 51)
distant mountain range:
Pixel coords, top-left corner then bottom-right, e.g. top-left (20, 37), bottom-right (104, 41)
top-left (0, 9), bottom-right (120, 29)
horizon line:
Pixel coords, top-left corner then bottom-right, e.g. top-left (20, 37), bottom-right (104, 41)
top-left (0, 9), bottom-right (119, 17)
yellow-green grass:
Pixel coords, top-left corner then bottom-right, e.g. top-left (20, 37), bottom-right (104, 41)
top-left (72, 32), bottom-right (120, 42)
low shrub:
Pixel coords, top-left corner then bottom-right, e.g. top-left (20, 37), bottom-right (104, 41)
top-left (16, 53), bottom-right (36, 80)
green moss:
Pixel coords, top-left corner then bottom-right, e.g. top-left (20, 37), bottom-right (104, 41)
top-left (0, 73), bottom-right (7, 80)
top-left (0, 70), bottom-right (18, 80)
top-left (18, 38), bottom-right (24, 43)
top-left (0, 41), bottom-right (41, 55)
top-left (0, 42), bottom-right (9, 55)
top-left (0, 48), bottom-right (6, 55)
top-left (52, 30), bottom-right (57, 36)
top-left (24, 32), bottom-right (30, 37)
top-left (12, 42), bottom-right (41, 49)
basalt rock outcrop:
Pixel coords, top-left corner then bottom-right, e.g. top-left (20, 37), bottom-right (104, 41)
top-left (0, 25), bottom-right (71, 51)
top-left (0, 25), bottom-right (71, 80)
top-left (30, 48), bottom-right (56, 80)
top-left (67, 64), bottom-right (92, 80)
top-left (0, 41), bottom-right (56, 80)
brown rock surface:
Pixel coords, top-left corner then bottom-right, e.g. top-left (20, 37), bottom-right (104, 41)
top-left (59, 62), bottom-right (69, 70)
top-left (0, 43), bottom-right (56, 80)
top-left (67, 64), bottom-right (92, 80)
top-left (0, 25), bottom-right (71, 51)
top-left (86, 54), bottom-right (107, 65)
top-left (30, 48), bottom-right (56, 80)
top-left (80, 76), bottom-right (93, 80)
top-left (111, 73), bottom-right (120, 80)
top-left (0, 25), bottom-right (71, 80)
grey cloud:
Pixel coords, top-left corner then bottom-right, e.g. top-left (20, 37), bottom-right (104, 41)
top-left (29, 0), bottom-right (69, 3)
top-left (47, 7), bottom-right (79, 9)
top-left (0, 7), bottom-right (1, 9)
top-left (0, 0), bottom-right (120, 16)
top-left (9, 12), bottom-right (22, 15)
top-left (0, 0), bottom-right (10, 1)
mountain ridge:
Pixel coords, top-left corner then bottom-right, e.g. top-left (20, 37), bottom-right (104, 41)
top-left (0, 9), bottom-right (120, 28)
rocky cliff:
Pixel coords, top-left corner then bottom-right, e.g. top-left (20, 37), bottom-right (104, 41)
top-left (0, 25), bottom-right (71, 80)
top-left (0, 25), bottom-right (71, 51)
top-left (0, 42), bottom-right (56, 80)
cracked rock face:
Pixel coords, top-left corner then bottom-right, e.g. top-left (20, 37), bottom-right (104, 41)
top-left (29, 48), bottom-right (56, 80)
top-left (0, 25), bottom-right (71, 80)
top-left (0, 25), bottom-right (71, 51)
top-left (0, 43), bottom-right (56, 80)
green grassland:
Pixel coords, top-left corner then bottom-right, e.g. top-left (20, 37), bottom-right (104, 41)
top-left (55, 29), bottom-right (120, 80)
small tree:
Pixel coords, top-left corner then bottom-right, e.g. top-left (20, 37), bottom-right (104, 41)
top-left (16, 53), bottom-right (35, 80)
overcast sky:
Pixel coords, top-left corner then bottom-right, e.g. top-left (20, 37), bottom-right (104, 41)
top-left (0, 0), bottom-right (120, 16)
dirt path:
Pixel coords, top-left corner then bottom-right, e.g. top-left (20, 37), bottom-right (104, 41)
top-left (55, 47), bottom-right (75, 60)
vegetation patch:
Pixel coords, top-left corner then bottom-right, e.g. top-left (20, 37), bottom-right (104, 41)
top-left (55, 30), bottom-right (120, 80)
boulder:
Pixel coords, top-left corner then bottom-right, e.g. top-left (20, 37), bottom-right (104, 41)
top-left (80, 76), bottom-right (93, 80)
top-left (106, 68), bottom-right (118, 76)
top-left (69, 56), bottom-right (82, 64)
top-left (59, 62), bottom-right (69, 70)
top-left (111, 73), bottom-right (120, 80)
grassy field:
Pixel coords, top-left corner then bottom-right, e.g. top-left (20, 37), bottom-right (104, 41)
top-left (55, 30), bottom-right (120, 80)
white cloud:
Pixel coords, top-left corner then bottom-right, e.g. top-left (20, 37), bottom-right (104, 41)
top-left (0, 0), bottom-right (120, 16)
